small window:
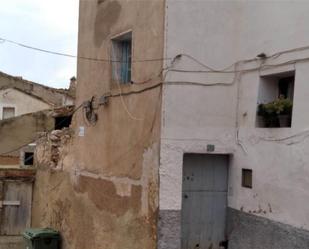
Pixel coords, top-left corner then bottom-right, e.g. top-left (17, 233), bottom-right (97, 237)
top-left (24, 152), bottom-right (34, 166)
top-left (111, 32), bottom-right (132, 84)
top-left (242, 169), bottom-right (252, 189)
top-left (55, 115), bottom-right (72, 130)
top-left (278, 76), bottom-right (294, 100)
top-left (256, 72), bottom-right (295, 128)
top-left (2, 107), bottom-right (15, 119)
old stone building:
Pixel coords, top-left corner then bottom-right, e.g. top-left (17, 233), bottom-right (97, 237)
top-left (0, 71), bottom-right (74, 120)
top-left (0, 72), bottom-right (75, 248)
top-left (0, 72), bottom-right (75, 167)
top-left (32, 1), bottom-right (309, 249)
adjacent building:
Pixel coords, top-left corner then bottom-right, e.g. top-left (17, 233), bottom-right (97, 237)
top-left (0, 72), bottom-right (75, 168)
top-left (0, 71), bottom-right (74, 120)
top-left (0, 73), bottom-right (75, 249)
top-left (32, 1), bottom-right (309, 249)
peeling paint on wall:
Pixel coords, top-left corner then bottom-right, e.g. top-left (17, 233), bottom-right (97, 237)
top-left (75, 175), bottom-right (142, 216)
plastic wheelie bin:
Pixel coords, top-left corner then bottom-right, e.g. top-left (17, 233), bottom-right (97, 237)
top-left (23, 228), bottom-right (61, 249)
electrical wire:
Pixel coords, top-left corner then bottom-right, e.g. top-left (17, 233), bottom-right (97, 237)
top-left (0, 36), bottom-right (172, 63)
top-left (167, 57), bottom-right (308, 74)
top-left (271, 44), bottom-right (309, 59)
top-left (2, 42), bottom-right (309, 153)
top-left (0, 139), bottom-right (37, 156)
top-left (2, 35), bottom-right (309, 69)
top-left (96, 85), bottom-right (162, 168)
top-left (108, 54), bottom-right (176, 121)
top-left (110, 82), bottom-right (163, 97)
top-left (83, 96), bottom-right (99, 126)
top-left (2, 36), bottom-right (309, 78)
top-left (0, 103), bottom-right (84, 156)
top-left (0, 81), bottom-right (164, 156)
top-left (115, 75), bottom-right (144, 121)
top-left (172, 46), bottom-right (309, 75)
top-left (259, 129), bottom-right (309, 142)
top-left (164, 80), bottom-right (235, 87)
top-left (179, 53), bottom-right (236, 72)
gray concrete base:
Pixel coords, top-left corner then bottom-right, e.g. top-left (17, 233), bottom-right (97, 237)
top-left (0, 236), bottom-right (24, 249)
top-left (158, 208), bottom-right (309, 249)
top-left (158, 210), bottom-right (181, 249)
top-left (227, 208), bottom-right (309, 249)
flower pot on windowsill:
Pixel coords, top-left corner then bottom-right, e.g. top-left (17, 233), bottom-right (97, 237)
top-left (258, 97), bottom-right (292, 128)
top-left (257, 115), bottom-right (279, 127)
top-left (264, 116), bottom-right (279, 128)
top-left (278, 115), bottom-right (291, 127)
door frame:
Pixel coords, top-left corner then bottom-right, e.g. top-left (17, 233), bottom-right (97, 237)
top-left (181, 153), bottom-right (230, 249)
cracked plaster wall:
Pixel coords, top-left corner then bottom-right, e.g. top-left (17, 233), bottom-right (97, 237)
top-left (0, 110), bottom-right (54, 156)
top-left (0, 88), bottom-right (51, 120)
top-left (32, 0), bottom-right (164, 249)
top-left (0, 72), bottom-right (72, 107)
top-left (159, 1), bottom-right (309, 248)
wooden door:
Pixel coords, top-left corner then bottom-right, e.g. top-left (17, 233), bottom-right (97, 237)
top-left (0, 180), bottom-right (32, 235)
top-left (182, 154), bottom-right (228, 249)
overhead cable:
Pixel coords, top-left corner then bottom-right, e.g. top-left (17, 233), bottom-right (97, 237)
top-left (0, 36), bottom-right (172, 63)
top-left (0, 103), bottom-right (84, 156)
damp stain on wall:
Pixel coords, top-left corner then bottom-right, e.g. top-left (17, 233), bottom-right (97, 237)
top-left (75, 175), bottom-right (142, 217)
top-left (94, 0), bottom-right (122, 46)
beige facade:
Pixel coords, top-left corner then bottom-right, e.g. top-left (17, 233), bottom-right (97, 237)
top-left (0, 110), bottom-right (54, 167)
top-left (0, 71), bottom-right (75, 121)
top-left (0, 71), bottom-right (75, 169)
top-left (32, 1), bottom-right (309, 249)
top-left (32, 0), bottom-right (165, 249)
top-left (0, 71), bottom-right (74, 107)
top-left (0, 88), bottom-right (51, 120)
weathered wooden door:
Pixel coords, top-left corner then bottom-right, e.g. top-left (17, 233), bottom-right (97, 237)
top-left (0, 180), bottom-right (32, 235)
top-left (182, 154), bottom-right (228, 249)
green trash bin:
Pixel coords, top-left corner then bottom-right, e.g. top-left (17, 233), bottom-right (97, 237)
top-left (23, 228), bottom-right (61, 249)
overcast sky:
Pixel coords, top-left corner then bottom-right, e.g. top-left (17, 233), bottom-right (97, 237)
top-left (0, 0), bottom-right (79, 89)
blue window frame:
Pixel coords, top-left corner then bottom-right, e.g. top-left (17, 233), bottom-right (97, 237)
top-left (112, 32), bottom-right (132, 84)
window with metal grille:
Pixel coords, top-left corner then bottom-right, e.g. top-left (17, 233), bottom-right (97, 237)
top-left (111, 32), bottom-right (132, 84)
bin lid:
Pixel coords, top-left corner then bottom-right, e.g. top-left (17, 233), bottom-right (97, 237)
top-left (23, 228), bottom-right (60, 240)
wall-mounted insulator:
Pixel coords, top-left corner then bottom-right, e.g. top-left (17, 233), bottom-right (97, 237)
top-left (83, 100), bottom-right (91, 109)
top-left (83, 98), bottom-right (98, 125)
top-left (99, 95), bottom-right (109, 106)
top-left (256, 53), bottom-right (267, 59)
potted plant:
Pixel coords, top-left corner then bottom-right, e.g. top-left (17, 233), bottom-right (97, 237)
top-left (257, 96), bottom-right (292, 127)
top-left (275, 97), bottom-right (293, 127)
top-left (258, 102), bottom-right (278, 127)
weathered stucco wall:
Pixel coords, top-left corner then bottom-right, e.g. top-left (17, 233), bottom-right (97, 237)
top-left (0, 88), bottom-right (51, 119)
top-left (33, 129), bottom-right (160, 249)
top-left (0, 72), bottom-right (73, 107)
top-left (0, 110), bottom-right (54, 156)
top-left (159, 1), bottom-right (309, 248)
top-left (32, 0), bottom-right (165, 249)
